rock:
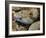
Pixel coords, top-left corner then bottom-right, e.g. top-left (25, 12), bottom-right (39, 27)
top-left (29, 21), bottom-right (40, 30)
top-left (16, 25), bottom-right (27, 31)
top-left (30, 8), bottom-right (39, 19)
top-left (12, 21), bottom-right (18, 31)
top-left (12, 21), bottom-right (27, 31)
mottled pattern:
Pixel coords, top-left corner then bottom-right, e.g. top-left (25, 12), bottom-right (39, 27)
top-left (12, 7), bottom-right (40, 31)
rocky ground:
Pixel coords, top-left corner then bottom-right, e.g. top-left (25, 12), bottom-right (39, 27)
top-left (12, 7), bottom-right (40, 31)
